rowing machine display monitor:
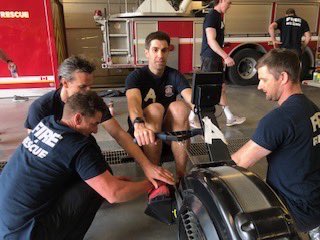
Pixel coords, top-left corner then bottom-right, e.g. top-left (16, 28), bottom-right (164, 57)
top-left (191, 72), bottom-right (223, 111)
top-left (191, 72), bottom-right (230, 161)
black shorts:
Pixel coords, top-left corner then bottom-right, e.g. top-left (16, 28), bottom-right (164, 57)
top-left (201, 56), bottom-right (224, 72)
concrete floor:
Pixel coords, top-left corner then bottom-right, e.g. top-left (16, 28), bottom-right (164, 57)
top-left (0, 84), bottom-right (319, 239)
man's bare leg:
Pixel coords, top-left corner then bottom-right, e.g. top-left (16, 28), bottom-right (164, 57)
top-left (164, 100), bottom-right (190, 179)
top-left (142, 103), bottom-right (165, 165)
top-left (219, 83), bottom-right (228, 106)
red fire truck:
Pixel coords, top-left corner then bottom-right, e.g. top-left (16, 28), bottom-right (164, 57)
top-left (0, 0), bottom-right (66, 95)
top-left (95, 0), bottom-right (320, 85)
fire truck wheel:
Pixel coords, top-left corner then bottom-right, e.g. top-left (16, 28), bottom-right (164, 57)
top-left (227, 48), bottom-right (263, 86)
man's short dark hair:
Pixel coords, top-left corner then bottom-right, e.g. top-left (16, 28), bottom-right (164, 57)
top-left (58, 56), bottom-right (95, 82)
top-left (256, 49), bottom-right (301, 83)
top-left (286, 8), bottom-right (296, 16)
top-left (145, 31), bottom-right (170, 49)
top-left (64, 91), bottom-right (107, 118)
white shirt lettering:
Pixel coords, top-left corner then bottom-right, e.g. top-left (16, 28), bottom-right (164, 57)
top-left (311, 112), bottom-right (320, 146)
top-left (144, 88), bottom-right (156, 103)
top-left (23, 122), bottom-right (63, 158)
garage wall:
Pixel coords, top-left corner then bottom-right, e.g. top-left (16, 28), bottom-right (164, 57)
top-left (60, 0), bottom-right (141, 86)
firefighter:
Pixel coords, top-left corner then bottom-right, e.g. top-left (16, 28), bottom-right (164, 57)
top-left (232, 49), bottom-right (320, 239)
top-left (24, 56), bottom-right (174, 189)
top-left (125, 31), bottom-right (193, 179)
top-left (197, 0), bottom-right (246, 127)
top-left (0, 91), bottom-right (153, 239)
top-left (269, 8), bottom-right (311, 57)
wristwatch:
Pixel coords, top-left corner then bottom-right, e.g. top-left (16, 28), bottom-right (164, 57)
top-left (132, 117), bottom-right (145, 125)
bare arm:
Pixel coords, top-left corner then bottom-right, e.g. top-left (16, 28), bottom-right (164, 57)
top-left (302, 31), bottom-right (311, 48)
top-left (268, 22), bottom-right (282, 48)
top-left (206, 27), bottom-right (234, 67)
top-left (126, 88), bottom-right (155, 146)
top-left (231, 140), bottom-right (271, 168)
top-left (85, 170), bottom-right (153, 203)
top-left (0, 49), bottom-right (16, 71)
top-left (126, 88), bottom-right (144, 122)
top-left (101, 118), bottom-right (175, 187)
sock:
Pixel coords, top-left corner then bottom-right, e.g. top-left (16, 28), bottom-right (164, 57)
top-left (223, 106), bottom-right (234, 120)
top-left (189, 110), bottom-right (195, 121)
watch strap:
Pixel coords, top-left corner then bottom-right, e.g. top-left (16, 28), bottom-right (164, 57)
top-left (132, 117), bottom-right (145, 125)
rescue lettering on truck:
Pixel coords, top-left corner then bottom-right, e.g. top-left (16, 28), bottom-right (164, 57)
top-left (0, 0), bottom-right (58, 90)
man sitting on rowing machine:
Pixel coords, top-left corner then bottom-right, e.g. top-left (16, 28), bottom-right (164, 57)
top-left (125, 31), bottom-right (194, 180)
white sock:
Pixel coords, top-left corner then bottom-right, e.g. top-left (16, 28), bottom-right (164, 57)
top-left (223, 106), bottom-right (234, 120)
top-left (189, 110), bottom-right (195, 121)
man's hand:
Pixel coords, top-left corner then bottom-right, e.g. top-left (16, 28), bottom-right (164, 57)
top-left (272, 40), bottom-right (282, 49)
top-left (142, 162), bottom-right (175, 188)
top-left (134, 123), bottom-right (156, 146)
top-left (7, 61), bottom-right (17, 72)
top-left (224, 56), bottom-right (235, 67)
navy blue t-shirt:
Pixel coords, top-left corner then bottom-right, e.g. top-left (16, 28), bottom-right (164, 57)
top-left (276, 16), bottom-right (310, 54)
top-left (252, 94), bottom-right (320, 231)
top-left (201, 9), bottom-right (224, 60)
top-left (0, 116), bottom-right (111, 238)
top-left (24, 89), bottom-right (112, 129)
top-left (125, 66), bottom-right (190, 109)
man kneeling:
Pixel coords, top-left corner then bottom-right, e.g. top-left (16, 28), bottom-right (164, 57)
top-left (0, 91), bottom-right (152, 239)
top-left (232, 49), bottom-right (320, 238)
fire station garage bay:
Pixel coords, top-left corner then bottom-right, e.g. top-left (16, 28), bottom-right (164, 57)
top-left (1, 0), bottom-right (320, 240)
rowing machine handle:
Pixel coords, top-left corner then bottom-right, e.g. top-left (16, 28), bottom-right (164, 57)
top-left (134, 128), bottom-right (203, 143)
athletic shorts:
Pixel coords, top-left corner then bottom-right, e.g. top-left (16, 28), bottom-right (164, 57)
top-left (201, 56), bottom-right (224, 72)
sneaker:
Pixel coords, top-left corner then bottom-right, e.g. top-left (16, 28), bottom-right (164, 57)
top-left (13, 95), bottom-right (29, 102)
top-left (226, 115), bottom-right (246, 127)
top-left (309, 225), bottom-right (320, 240)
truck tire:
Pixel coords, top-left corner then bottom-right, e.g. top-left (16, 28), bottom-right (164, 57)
top-left (227, 48), bottom-right (263, 86)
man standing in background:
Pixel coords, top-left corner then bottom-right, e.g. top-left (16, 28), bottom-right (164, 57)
top-left (198, 0), bottom-right (246, 127)
top-left (269, 8), bottom-right (311, 57)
